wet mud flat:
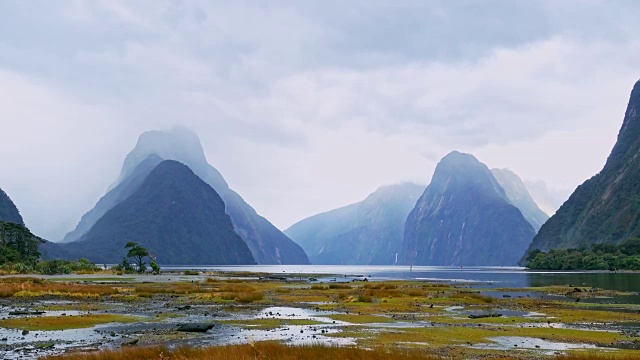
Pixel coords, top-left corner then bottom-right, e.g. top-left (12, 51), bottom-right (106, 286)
top-left (1, 272), bottom-right (640, 359)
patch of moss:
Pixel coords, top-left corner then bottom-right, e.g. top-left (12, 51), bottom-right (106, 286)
top-left (0, 314), bottom-right (142, 331)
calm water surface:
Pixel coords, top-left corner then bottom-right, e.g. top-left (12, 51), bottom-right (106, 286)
top-left (160, 265), bottom-right (640, 292)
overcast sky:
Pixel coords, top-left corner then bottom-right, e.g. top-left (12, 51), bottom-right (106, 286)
top-left (1, 1), bottom-right (639, 241)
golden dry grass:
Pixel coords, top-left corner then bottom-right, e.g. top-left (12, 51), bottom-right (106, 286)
top-left (219, 283), bottom-right (256, 292)
top-left (450, 292), bottom-right (495, 304)
top-left (43, 342), bottom-right (441, 360)
top-left (134, 284), bottom-right (204, 295)
top-left (219, 291), bottom-right (264, 303)
top-left (329, 283), bottom-right (352, 289)
top-left (0, 279), bottom-right (118, 297)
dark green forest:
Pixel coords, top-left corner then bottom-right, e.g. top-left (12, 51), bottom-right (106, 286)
top-left (526, 238), bottom-right (640, 270)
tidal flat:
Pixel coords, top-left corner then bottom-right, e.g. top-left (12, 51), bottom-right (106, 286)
top-left (1, 272), bottom-right (639, 359)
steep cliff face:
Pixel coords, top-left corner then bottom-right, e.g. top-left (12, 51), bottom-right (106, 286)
top-left (285, 183), bottom-right (424, 265)
top-left (64, 160), bottom-right (256, 265)
top-left (0, 188), bottom-right (23, 225)
top-left (400, 152), bottom-right (536, 266)
top-left (64, 128), bottom-right (309, 265)
top-left (491, 169), bottom-right (549, 231)
top-left (527, 80), bottom-right (640, 254)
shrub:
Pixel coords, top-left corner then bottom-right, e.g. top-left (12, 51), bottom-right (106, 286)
top-left (149, 261), bottom-right (161, 274)
top-left (329, 283), bottom-right (351, 289)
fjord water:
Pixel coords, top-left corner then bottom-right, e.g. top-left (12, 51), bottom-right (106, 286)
top-left (162, 265), bottom-right (640, 293)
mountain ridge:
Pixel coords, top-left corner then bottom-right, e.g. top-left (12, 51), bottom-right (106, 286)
top-left (285, 183), bottom-right (424, 265)
top-left (491, 168), bottom-right (549, 231)
top-left (0, 188), bottom-right (24, 225)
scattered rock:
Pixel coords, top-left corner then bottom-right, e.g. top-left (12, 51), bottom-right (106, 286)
top-left (468, 313), bottom-right (502, 319)
top-left (122, 338), bottom-right (139, 346)
top-left (9, 311), bottom-right (45, 316)
top-left (177, 323), bottom-right (215, 332)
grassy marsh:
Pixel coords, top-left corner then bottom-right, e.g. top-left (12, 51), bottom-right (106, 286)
top-left (1, 273), bottom-right (639, 359)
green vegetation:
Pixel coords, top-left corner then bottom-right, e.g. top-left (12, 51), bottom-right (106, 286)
top-left (0, 314), bottom-right (141, 330)
top-left (126, 242), bottom-right (149, 273)
top-left (36, 258), bottom-right (101, 275)
top-left (0, 221), bottom-right (43, 268)
top-left (112, 242), bottom-right (161, 274)
top-left (0, 221), bottom-right (104, 275)
top-left (527, 238), bottom-right (640, 270)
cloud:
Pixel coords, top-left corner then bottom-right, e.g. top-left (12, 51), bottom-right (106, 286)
top-left (0, 1), bottom-right (639, 237)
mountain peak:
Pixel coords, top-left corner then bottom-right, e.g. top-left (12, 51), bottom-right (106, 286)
top-left (117, 127), bottom-right (209, 186)
top-left (606, 79), bottom-right (640, 168)
top-left (400, 152), bottom-right (535, 266)
top-left (430, 151), bottom-right (506, 200)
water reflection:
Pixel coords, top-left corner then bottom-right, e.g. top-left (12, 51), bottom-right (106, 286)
top-left (160, 265), bottom-right (640, 293)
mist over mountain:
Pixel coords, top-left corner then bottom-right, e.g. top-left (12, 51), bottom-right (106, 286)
top-left (491, 169), bottom-right (549, 231)
top-left (400, 151), bottom-right (536, 266)
top-left (63, 128), bottom-right (308, 265)
top-left (527, 80), bottom-right (640, 254)
top-left (285, 183), bottom-right (424, 265)
top-left (62, 154), bottom-right (164, 243)
top-left (0, 188), bottom-right (23, 225)
top-left (58, 160), bottom-right (256, 265)
top-left (524, 180), bottom-right (570, 216)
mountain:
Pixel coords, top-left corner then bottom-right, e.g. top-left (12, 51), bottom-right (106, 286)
top-left (64, 128), bottom-right (308, 265)
top-left (400, 152), bottom-right (536, 266)
top-left (62, 154), bottom-right (164, 243)
top-left (285, 183), bottom-right (424, 265)
top-left (527, 80), bottom-right (640, 254)
top-left (60, 160), bottom-right (256, 265)
top-left (491, 169), bottom-right (549, 231)
top-left (0, 188), bottom-right (23, 225)
top-left (524, 180), bottom-right (569, 216)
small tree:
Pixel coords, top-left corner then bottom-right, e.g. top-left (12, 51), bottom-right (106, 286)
top-left (125, 242), bottom-right (149, 273)
top-left (149, 255), bottom-right (161, 275)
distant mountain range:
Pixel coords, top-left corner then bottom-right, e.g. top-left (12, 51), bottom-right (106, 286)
top-left (491, 169), bottom-right (549, 231)
top-left (527, 80), bottom-right (640, 255)
top-left (0, 188), bottom-right (23, 225)
top-left (400, 151), bottom-right (536, 266)
top-left (286, 183), bottom-right (424, 265)
top-left (51, 128), bottom-right (308, 265)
